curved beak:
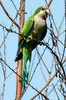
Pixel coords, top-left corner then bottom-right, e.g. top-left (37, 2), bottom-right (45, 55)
top-left (45, 9), bottom-right (50, 19)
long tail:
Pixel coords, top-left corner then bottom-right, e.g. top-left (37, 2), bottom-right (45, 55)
top-left (22, 44), bottom-right (32, 93)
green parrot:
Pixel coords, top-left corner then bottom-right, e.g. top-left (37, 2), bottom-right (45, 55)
top-left (15, 6), bottom-right (50, 93)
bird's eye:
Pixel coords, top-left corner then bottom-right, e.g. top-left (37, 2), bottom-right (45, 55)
top-left (41, 8), bottom-right (45, 10)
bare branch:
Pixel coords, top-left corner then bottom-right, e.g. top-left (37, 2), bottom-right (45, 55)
top-left (47, 27), bottom-right (65, 46)
top-left (48, 0), bottom-right (53, 7)
top-left (0, 0), bottom-right (1, 5)
top-left (0, 0), bottom-right (19, 28)
top-left (0, 24), bottom-right (65, 76)
top-left (30, 69), bottom-right (59, 100)
top-left (0, 58), bottom-right (49, 100)
top-left (30, 57), bottom-right (66, 100)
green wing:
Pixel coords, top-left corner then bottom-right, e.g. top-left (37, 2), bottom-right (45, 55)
top-left (15, 16), bottom-right (34, 61)
top-left (19, 16), bottom-right (34, 44)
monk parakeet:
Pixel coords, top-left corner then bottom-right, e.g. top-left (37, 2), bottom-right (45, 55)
top-left (15, 6), bottom-right (50, 93)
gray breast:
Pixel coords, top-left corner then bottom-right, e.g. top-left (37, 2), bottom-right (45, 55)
top-left (32, 15), bottom-right (46, 39)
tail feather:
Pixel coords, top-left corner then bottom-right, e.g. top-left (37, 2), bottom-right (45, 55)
top-left (15, 52), bottom-right (22, 61)
top-left (15, 39), bottom-right (25, 61)
top-left (15, 39), bottom-right (32, 93)
top-left (22, 44), bottom-right (32, 93)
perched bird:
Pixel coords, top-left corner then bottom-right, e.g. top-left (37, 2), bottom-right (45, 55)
top-left (15, 6), bottom-right (50, 93)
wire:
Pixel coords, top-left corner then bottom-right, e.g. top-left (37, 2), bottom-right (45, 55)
top-left (0, 58), bottom-right (49, 100)
top-left (0, 9), bottom-right (19, 48)
top-left (50, 14), bottom-right (59, 33)
top-left (6, 67), bottom-right (17, 79)
top-left (0, 1), bottom-right (66, 99)
top-left (36, 47), bottom-right (50, 74)
top-left (0, 24), bottom-right (65, 76)
top-left (58, 14), bottom-right (65, 31)
top-left (10, 0), bottom-right (20, 16)
top-left (45, 0), bottom-right (59, 33)
top-left (61, 0), bottom-right (66, 62)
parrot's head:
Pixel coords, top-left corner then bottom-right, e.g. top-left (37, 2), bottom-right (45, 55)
top-left (33, 6), bottom-right (50, 19)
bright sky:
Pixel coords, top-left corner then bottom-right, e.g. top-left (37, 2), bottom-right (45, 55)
top-left (0, 0), bottom-right (65, 100)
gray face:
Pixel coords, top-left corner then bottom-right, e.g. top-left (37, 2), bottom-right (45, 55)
top-left (37, 8), bottom-right (50, 19)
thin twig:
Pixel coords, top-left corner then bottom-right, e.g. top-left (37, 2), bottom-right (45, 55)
top-left (47, 27), bottom-right (65, 46)
top-left (30, 57), bottom-right (66, 100)
top-left (0, 9), bottom-right (19, 48)
top-left (0, 24), bottom-right (65, 76)
top-left (30, 69), bottom-right (59, 100)
top-left (6, 67), bottom-right (17, 79)
top-left (47, 0), bottom-right (53, 7)
top-left (0, 58), bottom-right (49, 100)
top-left (0, 0), bottom-right (19, 28)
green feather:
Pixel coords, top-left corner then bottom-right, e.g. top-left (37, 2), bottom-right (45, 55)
top-left (19, 16), bottom-right (34, 41)
top-left (22, 44), bottom-right (32, 92)
top-left (33, 6), bottom-right (43, 16)
top-left (33, 6), bottom-right (48, 16)
top-left (15, 6), bottom-right (48, 93)
top-left (15, 16), bottom-right (34, 61)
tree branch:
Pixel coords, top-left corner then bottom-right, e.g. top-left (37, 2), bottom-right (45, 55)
top-left (0, 24), bottom-right (65, 76)
top-left (30, 57), bottom-right (66, 100)
top-left (48, 0), bottom-right (53, 7)
top-left (0, 58), bottom-right (49, 100)
top-left (0, 0), bottom-right (19, 28)
top-left (30, 70), bottom-right (59, 100)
